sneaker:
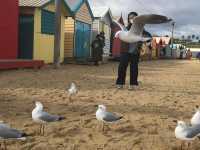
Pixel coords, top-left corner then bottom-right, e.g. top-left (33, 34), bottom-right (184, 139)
top-left (128, 85), bottom-right (139, 90)
top-left (116, 85), bottom-right (123, 89)
top-left (128, 85), bottom-right (134, 90)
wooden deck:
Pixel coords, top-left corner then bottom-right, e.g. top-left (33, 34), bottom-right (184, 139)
top-left (0, 59), bottom-right (44, 70)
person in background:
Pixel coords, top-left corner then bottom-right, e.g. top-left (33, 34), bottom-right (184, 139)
top-left (179, 45), bottom-right (184, 59)
top-left (99, 31), bottom-right (105, 62)
top-left (186, 48), bottom-right (192, 59)
top-left (116, 12), bottom-right (151, 90)
top-left (100, 31), bottom-right (105, 47)
top-left (91, 34), bottom-right (104, 65)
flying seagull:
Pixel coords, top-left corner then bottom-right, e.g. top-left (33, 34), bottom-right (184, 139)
top-left (67, 82), bottom-right (78, 102)
top-left (191, 105), bottom-right (200, 126)
top-left (175, 120), bottom-right (200, 149)
top-left (32, 101), bottom-right (65, 135)
top-left (115, 14), bottom-right (172, 43)
top-left (0, 122), bottom-right (27, 150)
top-left (96, 105), bottom-right (123, 131)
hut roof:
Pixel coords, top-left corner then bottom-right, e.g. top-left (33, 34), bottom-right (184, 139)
top-left (153, 37), bottom-right (171, 45)
top-left (65, 0), bottom-right (94, 19)
top-left (91, 6), bottom-right (112, 19)
top-left (19, 0), bottom-right (51, 7)
top-left (19, 0), bottom-right (75, 15)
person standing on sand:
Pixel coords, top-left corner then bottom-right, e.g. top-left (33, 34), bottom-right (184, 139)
top-left (116, 12), bottom-right (144, 90)
top-left (91, 34), bottom-right (104, 65)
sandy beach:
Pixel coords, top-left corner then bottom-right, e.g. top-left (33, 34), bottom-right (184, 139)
top-left (0, 59), bottom-right (200, 150)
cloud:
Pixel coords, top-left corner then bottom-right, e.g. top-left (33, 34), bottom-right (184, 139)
top-left (88, 0), bottom-right (200, 37)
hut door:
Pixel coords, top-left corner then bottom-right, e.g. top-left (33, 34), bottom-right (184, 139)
top-left (75, 21), bottom-right (91, 59)
top-left (83, 23), bottom-right (91, 58)
top-left (19, 15), bottom-right (34, 59)
top-left (75, 21), bottom-right (84, 58)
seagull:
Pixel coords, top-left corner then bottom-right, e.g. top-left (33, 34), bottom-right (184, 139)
top-left (0, 122), bottom-right (27, 150)
top-left (175, 120), bottom-right (200, 149)
top-left (67, 82), bottom-right (78, 102)
top-left (115, 14), bottom-right (172, 43)
top-left (191, 105), bottom-right (200, 126)
top-left (95, 105), bottom-right (123, 131)
top-left (32, 101), bottom-right (65, 135)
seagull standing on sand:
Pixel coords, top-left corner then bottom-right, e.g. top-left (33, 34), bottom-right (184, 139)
top-left (32, 101), bottom-right (65, 135)
top-left (67, 82), bottom-right (78, 102)
top-left (175, 120), bottom-right (200, 149)
top-left (191, 106), bottom-right (200, 126)
top-left (96, 105), bottom-right (123, 131)
top-left (0, 122), bottom-right (27, 150)
top-left (115, 14), bottom-right (172, 43)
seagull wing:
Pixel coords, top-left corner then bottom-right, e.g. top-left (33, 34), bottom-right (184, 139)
top-left (0, 125), bottom-right (25, 139)
top-left (130, 14), bottom-right (172, 36)
top-left (38, 111), bottom-right (61, 122)
top-left (186, 125), bottom-right (200, 139)
top-left (113, 20), bottom-right (127, 31)
top-left (0, 122), bottom-right (10, 128)
top-left (103, 112), bottom-right (122, 122)
top-left (134, 14), bottom-right (171, 24)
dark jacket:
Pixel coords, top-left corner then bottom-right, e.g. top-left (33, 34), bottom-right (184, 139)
top-left (91, 38), bottom-right (103, 61)
top-left (120, 41), bottom-right (130, 53)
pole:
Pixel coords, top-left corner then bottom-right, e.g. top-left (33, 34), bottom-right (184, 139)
top-left (171, 22), bottom-right (175, 57)
top-left (54, 0), bottom-right (62, 68)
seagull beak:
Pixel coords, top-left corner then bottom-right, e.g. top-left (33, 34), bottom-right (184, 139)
top-left (94, 105), bottom-right (98, 108)
top-left (168, 18), bottom-right (173, 22)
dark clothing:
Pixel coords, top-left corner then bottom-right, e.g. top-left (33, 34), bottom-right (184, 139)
top-left (116, 40), bottom-right (141, 86)
top-left (91, 39), bottom-right (103, 62)
top-left (99, 34), bottom-right (105, 47)
top-left (116, 52), bottom-right (139, 85)
top-left (120, 41), bottom-right (130, 53)
top-left (116, 24), bottom-right (151, 86)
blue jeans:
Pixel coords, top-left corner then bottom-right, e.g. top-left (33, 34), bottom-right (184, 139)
top-left (116, 52), bottom-right (139, 85)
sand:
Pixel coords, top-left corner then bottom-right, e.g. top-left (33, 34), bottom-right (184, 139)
top-left (0, 59), bottom-right (200, 150)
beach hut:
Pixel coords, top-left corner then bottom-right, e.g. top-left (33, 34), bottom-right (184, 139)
top-left (64, 0), bottom-right (94, 62)
top-left (19, 0), bottom-right (72, 63)
top-left (151, 38), bottom-right (157, 59)
top-left (0, 0), bottom-right (18, 59)
top-left (190, 48), bottom-right (200, 58)
top-left (91, 6), bottom-right (113, 61)
top-left (158, 37), bottom-right (171, 58)
top-left (152, 36), bottom-right (172, 59)
top-left (111, 15), bottom-right (125, 58)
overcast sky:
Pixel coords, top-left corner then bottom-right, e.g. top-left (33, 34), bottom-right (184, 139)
top-left (88, 0), bottom-right (200, 38)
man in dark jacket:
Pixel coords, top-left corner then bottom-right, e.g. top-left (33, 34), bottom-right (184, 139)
top-left (116, 12), bottom-right (151, 90)
top-left (91, 34), bottom-right (104, 65)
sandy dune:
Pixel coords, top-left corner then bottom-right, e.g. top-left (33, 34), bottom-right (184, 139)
top-left (0, 60), bottom-right (200, 150)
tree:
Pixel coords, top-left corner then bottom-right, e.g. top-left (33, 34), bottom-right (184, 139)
top-left (181, 35), bottom-right (185, 40)
top-left (192, 34), bottom-right (195, 39)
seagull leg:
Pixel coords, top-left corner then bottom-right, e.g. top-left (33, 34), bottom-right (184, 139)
top-left (180, 141), bottom-right (184, 150)
top-left (69, 94), bottom-right (72, 103)
top-left (80, 117), bottom-right (84, 128)
top-left (186, 142), bottom-right (191, 150)
top-left (3, 140), bottom-right (7, 150)
top-left (102, 122), bottom-right (104, 132)
top-left (39, 124), bottom-right (42, 135)
top-left (42, 124), bottom-right (45, 136)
